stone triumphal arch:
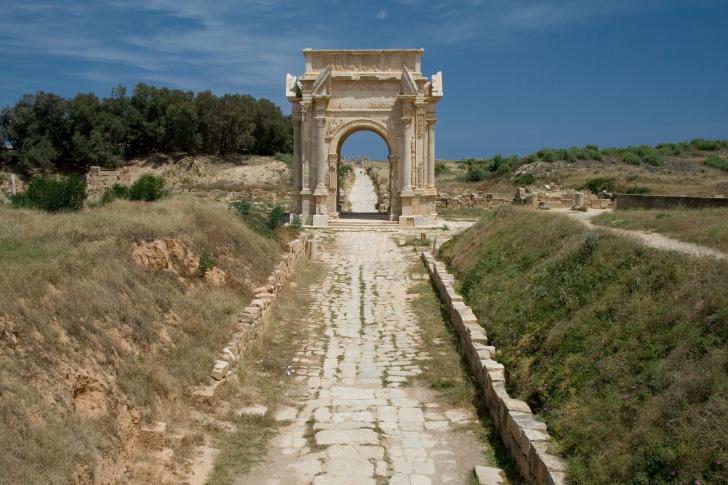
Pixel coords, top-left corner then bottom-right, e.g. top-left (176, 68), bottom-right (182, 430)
top-left (285, 49), bottom-right (443, 226)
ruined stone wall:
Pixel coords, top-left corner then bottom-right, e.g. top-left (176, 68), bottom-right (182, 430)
top-left (421, 250), bottom-right (566, 485)
top-left (436, 192), bottom-right (511, 209)
top-left (86, 166), bottom-right (132, 199)
top-left (192, 236), bottom-right (309, 406)
top-left (616, 193), bottom-right (728, 210)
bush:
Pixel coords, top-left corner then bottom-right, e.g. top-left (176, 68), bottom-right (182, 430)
top-left (641, 152), bottom-right (664, 166)
top-left (622, 152), bottom-right (641, 165)
top-left (464, 160), bottom-right (488, 182)
top-left (705, 155), bottom-right (728, 172)
top-left (269, 205), bottom-right (286, 229)
top-left (10, 175), bottom-right (87, 212)
top-left (231, 200), bottom-right (252, 216)
top-left (198, 250), bottom-right (216, 276)
top-left (434, 162), bottom-right (450, 176)
top-left (691, 138), bottom-right (722, 151)
top-left (289, 214), bottom-right (302, 230)
top-left (274, 152), bottom-right (293, 167)
top-left (512, 172), bottom-right (535, 186)
top-left (99, 183), bottom-right (130, 204)
top-left (129, 175), bottom-right (166, 201)
top-left (583, 177), bottom-right (616, 194)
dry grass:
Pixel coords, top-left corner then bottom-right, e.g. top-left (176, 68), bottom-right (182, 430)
top-left (206, 261), bottom-right (324, 484)
top-left (0, 198), bottom-right (280, 483)
top-left (592, 207), bottom-right (728, 253)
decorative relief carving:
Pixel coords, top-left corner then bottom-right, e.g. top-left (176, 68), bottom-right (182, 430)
top-left (410, 137), bottom-right (416, 183)
top-left (388, 119), bottom-right (403, 138)
top-left (368, 102), bottom-right (393, 110)
top-left (328, 154), bottom-right (338, 169)
top-left (325, 119), bottom-right (345, 139)
top-left (312, 53), bottom-right (416, 72)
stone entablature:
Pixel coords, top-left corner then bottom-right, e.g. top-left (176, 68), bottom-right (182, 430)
top-left (286, 49), bottom-right (443, 226)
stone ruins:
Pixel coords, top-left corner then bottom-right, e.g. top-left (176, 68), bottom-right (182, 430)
top-left (286, 49), bottom-right (443, 227)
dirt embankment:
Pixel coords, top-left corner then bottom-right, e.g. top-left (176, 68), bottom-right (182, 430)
top-left (0, 199), bottom-right (280, 484)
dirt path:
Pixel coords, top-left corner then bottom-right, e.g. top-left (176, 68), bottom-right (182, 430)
top-left (554, 208), bottom-right (728, 260)
top-left (238, 231), bottom-right (493, 485)
top-left (348, 167), bottom-right (379, 213)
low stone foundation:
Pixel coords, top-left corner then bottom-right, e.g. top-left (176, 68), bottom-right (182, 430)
top-left (421, 250), bottom-right (566, 485)
top-left (192, 237), bottom-right (309, 406)
top-left (616, 193), bottom-right (728, 210)
top-left (86, 166), bottom-right (131, 199)
top-left (436, 191), bottom-right (511, 209)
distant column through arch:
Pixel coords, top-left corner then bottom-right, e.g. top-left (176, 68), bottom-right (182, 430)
top-left (285, 49), bottom-right (443, 227)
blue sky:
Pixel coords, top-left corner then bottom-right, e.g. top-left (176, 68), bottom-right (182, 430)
top-left (1, 0), bottom-right (727, 160)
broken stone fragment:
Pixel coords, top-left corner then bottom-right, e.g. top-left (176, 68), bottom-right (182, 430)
top-left (474, 465), bottom-right (505, 484)
top-left (211, 359), bottom-right (230, 380)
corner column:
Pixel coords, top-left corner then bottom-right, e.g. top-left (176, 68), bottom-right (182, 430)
top-left (299, 100), bottom-right (312, 224)
top-left (292, 103), bottom-right (302, 213)
top-left (427, 118), bottom-right (436, 188)
top-left (312, 106), bottom-right (329, 226)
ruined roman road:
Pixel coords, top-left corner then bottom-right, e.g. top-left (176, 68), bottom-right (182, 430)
top-left (238, 230), bottom-right (495, 485)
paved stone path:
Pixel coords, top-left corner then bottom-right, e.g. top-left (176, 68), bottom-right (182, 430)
top-left (349, 167), bottom-right (379, 213)
top-left (240, 231), bottom-right (488, 485)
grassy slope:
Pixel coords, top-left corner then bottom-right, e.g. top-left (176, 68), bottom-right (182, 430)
top-left (592, 208), bottom-right (728, 254)
top-left (440, 208), bottom-right (728, 484)
top-left (0, 198), bottom-right (280, 484)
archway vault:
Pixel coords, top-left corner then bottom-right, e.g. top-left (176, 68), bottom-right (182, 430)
top-left (286, 48), bottom-right (444, 227)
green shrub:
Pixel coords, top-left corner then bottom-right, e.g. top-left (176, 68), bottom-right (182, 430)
top-left (622, 152), bottom-right (641, 165)
top-left (274, 152), bottom-right (293, 167)
top-left (10, 175), bottom-right (87, 212)
top-left (705, 155), bottom-right (728, 172)
top-left (512, 172), bottom-right (535, 186)
top-left (464, 160), bottom-right (488, 182)
top-left (583, 177), bottom-right (616, 194)
top-left (129, 175), bottom-right (166, 201)
top-left (198, 250), bottom-right (216, 276)
top-left (99, 183), bottom-right (130, 204)
top-left (269, 205), bottom-right (286, 229)
top-left (434, 162), bottom-right (450, 176)
top-left (290, 214), bottom-right (302, 230)
top-left (231, 200), bottom-right (252, 216)
top-left (691, 138), bottom-right (722, 151)
top-left (641, 152), bottom-right (664, 166)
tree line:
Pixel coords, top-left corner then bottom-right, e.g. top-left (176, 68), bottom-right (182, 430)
top-left (0, 84), bottom-right (293, 172)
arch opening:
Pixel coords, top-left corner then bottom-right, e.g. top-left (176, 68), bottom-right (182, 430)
top-left (336, 129), bottom-right (391, 219)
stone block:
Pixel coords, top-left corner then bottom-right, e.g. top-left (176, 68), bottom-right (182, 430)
top-left (139, 421), bottom-right (166, 451)
top-left (312, 214), bottom-right (329, 227)
top-left (211, 359), bottom-right (230, 380)
top-left (474, 465), bottom-right (505, 484)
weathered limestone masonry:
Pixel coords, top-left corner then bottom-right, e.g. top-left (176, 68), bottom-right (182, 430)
top-left (421, 251), bottom-right (566, 485)
top-left (514, 187), bottom-right (613, 210)
top-left (86, 165), bottom-right (131, 199)
top-left (191, 237), bottom-right (309, 406)
top-left (436, 192), bottom-right (511, 210)
top-left (286, 49), bottom-right (443, 227)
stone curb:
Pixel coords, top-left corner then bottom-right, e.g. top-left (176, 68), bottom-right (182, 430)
top-left (191, 237), bottom-right (310, 407)
top-left (421, 250), bottom-right (566, 485)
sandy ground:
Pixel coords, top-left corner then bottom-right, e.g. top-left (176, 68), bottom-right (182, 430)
top-left (554, 208), bottom-right (728, 260)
